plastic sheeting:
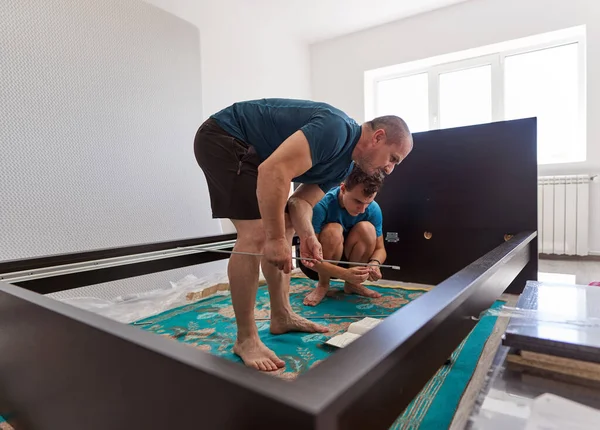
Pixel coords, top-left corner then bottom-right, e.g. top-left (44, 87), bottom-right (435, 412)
top-left (57, 272), bottom-right (232, 323)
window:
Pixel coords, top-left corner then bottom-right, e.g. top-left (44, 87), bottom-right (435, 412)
top-left (439, 65), bottom-right (492, 129)
top-left (504, 43), bottom-right (583, 164)
top-left (375, 73), bottom-right (429, 132)
top-left (368, 29), bottom-right (586, 164)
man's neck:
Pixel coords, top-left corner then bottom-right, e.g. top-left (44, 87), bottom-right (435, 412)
top-left (352, 124), bottom-right (369, 162)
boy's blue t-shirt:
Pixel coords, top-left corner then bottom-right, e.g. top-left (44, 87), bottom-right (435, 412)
top-left (312, 187), bottom-right (383, 237)
top-left (210, 98), bottom-right (362, 192)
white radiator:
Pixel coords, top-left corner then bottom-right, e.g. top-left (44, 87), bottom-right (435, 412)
top-left (538, 175), bottom-right (590, 256)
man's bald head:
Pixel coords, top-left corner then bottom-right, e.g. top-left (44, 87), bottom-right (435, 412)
top-left (367, 115), bottom-right (413, 150)
top-left (352, 114), bottom-right (413, 176)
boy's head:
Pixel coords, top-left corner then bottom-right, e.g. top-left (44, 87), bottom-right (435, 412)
top-left (339, 165), bottom-right (384, 216)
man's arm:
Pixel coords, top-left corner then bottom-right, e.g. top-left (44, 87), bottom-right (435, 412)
top-left (256, 131), bottom-right (313, 242)
top-left (287, 183), bottom-right (327, 267)
top-left (257, 115), bottom-right (346, 272)
top-left (287, 184), bottom-right (324, 239)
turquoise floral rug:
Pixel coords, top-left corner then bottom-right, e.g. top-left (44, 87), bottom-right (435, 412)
top-left (0, 279), bottom-right (501, 429)
top-left (132, 277), bottom-right (502, 429)
top-left (0, 415), bottom-right (12, 430)
top-left (134, 277), bottom-right (426, 376)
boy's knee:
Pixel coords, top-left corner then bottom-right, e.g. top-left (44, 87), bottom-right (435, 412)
top-left (320, 223), bottom-right (344, 247)
top-left (353, 221), bottom-right (376, 240)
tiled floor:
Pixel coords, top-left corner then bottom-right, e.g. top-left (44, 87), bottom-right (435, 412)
top-left (538, 258), bottom-right (600, 285)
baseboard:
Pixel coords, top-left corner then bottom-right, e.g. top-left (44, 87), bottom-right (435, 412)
top-left (539, 253), bottom-right (600, 261)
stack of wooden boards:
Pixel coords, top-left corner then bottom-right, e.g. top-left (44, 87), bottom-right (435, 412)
top-left (325, 317), bottom-right (382, 348)
top-left (503, 281), bottom-right (600, 388)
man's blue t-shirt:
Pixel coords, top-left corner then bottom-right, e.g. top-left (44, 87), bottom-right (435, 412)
top-left (210, 98), bottom-right (362, 192)
top-left (312, 187), bottom-right (383, 237)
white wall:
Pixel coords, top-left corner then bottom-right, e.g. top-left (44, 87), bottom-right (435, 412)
top-left (310, 0), bottom-right (600, 253)
top-left (144, 0), bottom-right (311, 234)
top-left (1, 0), bottom-right (226, 260)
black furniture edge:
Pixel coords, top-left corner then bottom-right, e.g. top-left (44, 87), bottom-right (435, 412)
top-left (300, 231), bottom-right (536, 429)
top-left (0, 233), bottom-right (237, 274)
top-left (0, 233), bottom-right (237, 294)
top-left (0, 282), bottom-right (316, 429)
top-left (0, 231), bottom-right (536, 429)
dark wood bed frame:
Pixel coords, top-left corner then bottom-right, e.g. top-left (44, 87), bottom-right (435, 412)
top-left (0, 118), bottom-right (538, 429)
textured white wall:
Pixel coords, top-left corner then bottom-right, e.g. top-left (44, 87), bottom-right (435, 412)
top-left (144, 0), bottom-right (311, 234)
top-left (1, 0), bottom-right (222, 261)
top-left (310, 0), bottom-right (600, 252)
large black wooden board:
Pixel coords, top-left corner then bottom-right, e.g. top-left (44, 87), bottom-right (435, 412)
top-left (376, 118), bottom-right (538, 293)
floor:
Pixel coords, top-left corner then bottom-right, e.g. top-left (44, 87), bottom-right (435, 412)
top-left (538, 258), bottom-right (600, 285)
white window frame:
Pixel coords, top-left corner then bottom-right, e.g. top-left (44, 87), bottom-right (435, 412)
top-left (432, 54), bottom-right (500, 129)
top-left (366, 29), bottom-right (586, 164)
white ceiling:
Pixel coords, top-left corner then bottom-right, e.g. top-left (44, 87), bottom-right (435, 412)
top-left (254, 0), bottom-right (470, 43)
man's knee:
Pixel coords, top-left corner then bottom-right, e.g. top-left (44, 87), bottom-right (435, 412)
top-left (234, 220), bottom-right (266, 251)
top-left (320, 223), bottom-right (344, 247)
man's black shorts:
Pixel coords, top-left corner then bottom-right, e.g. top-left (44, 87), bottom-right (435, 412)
top-left (194, 118), bottom-right (262, 220)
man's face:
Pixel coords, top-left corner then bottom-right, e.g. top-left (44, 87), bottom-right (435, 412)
top-left (340, 184), bottom-right (376, 216)
top-left (357, 130), bottom-right (412, 176)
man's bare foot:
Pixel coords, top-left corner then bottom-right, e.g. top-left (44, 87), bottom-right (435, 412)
top-left (303, 283), bottom-right (329, 306)
top-left (344, 282), bottom-right (382, 298)
top-left (270, 310), bottom-right (329, 334)
top-left (233, 337), bottom-right (285, 371)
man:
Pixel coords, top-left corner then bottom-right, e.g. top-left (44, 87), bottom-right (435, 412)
top-left (194, 98), bottom-right (412, 371)
top-left (300, 166), bottom-right (386, 306)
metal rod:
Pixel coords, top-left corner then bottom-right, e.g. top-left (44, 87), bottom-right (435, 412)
top-left (1, 239), bottom-right (237, 283)
top-left (254, 315), bottom-right (389, 321)
top-left (191, 247), bottom-right (401, 270)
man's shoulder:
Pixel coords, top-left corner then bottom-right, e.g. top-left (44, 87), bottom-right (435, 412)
top-left (311, 104), bottom-right (360, 130)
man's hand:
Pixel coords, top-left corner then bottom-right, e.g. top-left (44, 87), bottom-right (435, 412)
top-left (300, 234), bottom-right (323, 268)
top-left (264, 238), bottom-right (293, 274)
top-left (368, 264), bottom-right (382, 282)
top-left (342, 267), bottom-right (370, 284)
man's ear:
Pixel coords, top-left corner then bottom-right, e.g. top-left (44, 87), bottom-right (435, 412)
top-left (373, 128), bottom-right (386, 146)
top-left (340, 183), bottom-right (346, 194)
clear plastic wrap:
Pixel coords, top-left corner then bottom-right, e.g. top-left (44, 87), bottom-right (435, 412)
top-left (58, 272), bottom-right (231, 323)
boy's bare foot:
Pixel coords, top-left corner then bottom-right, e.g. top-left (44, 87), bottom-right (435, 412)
top-left (303, 282), bottom-right (329, 306)
top-left (344, 282), bottom-right (382, 298)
